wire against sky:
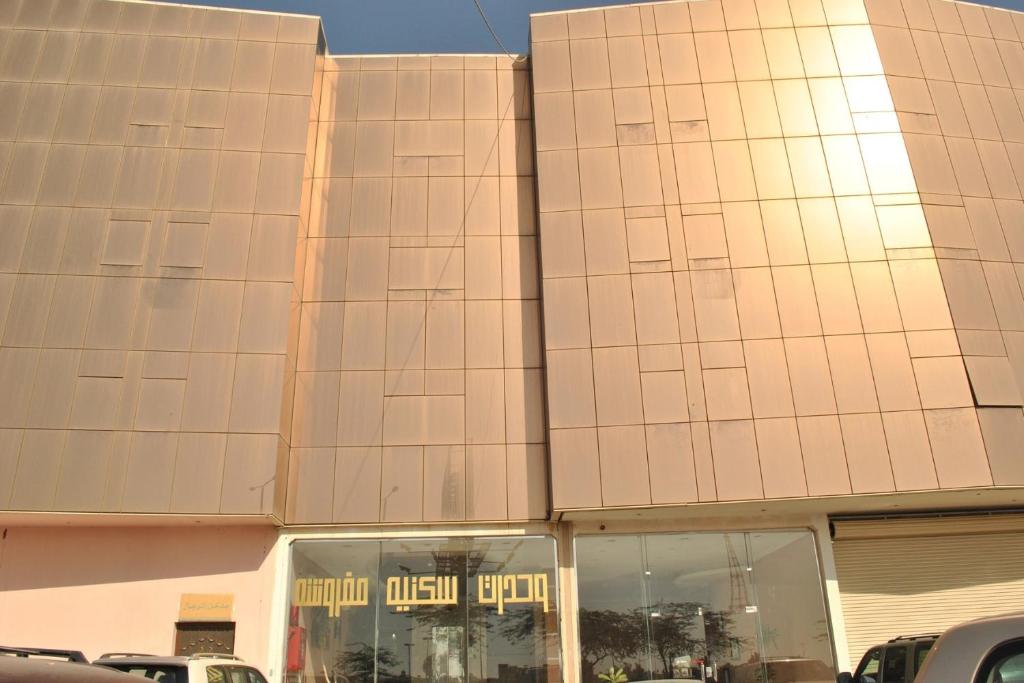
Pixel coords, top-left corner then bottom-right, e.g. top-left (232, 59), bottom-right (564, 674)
top-left (471, 0), bottom-right (518, 58)
top-left (149, 0), bottom-right (1024, 54)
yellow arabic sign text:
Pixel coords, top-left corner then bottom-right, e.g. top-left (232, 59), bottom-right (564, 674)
top-left (386, 575), bottom-right (458, 612)
top-left (293, 573), bottom-right (369, 617)
top-left (478, 573), bottom-right (549, 615)
top-left (292, 573), bottom-right (551, 617)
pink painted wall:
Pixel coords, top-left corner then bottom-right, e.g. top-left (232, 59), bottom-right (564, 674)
top-left (0, 525), bottom-right (279, 670)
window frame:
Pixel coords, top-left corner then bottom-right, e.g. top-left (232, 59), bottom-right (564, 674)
top-left (913, 640), bottom-right (935, 677)
top-left (571, 529), bottom-right (837, 683)
top-left (285, 534), bottom-right (562, 683)
top-left (241, 666), bottom-right (268, 683)
top-left (880, 644), bottom-right (910, 683)
top-left (855, 647), bottom-right (883, 680)
top-left (222, 665), bottom-right (252, 683)
top-left (974, 637), bottom-right (1024, 683)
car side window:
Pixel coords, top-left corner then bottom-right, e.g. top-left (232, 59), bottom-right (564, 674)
top-left (882, 645), bottom-right (908, 683)
top-left (243, 667), bottom-right (268, 683)
top-left (913, 641), bottom-right (934, 675)
top-left (224, 666), bottom-right (249, 683)
top-left (977, 639), bottom-right (1024, 683)
top-left (206, 666), bottom-right (226, 683)
top-left (858, 648), bottom-right (883, 680)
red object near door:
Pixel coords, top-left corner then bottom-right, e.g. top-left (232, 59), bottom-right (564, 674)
top-left (286, 625), bottom-right (306, 672)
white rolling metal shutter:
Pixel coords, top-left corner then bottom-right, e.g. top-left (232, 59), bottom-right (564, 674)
top-left (833, 514), bottom-right (1024, 662)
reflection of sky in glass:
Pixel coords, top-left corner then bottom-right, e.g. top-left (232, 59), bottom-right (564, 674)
top-left (577, 534), bottom-right (795, 608)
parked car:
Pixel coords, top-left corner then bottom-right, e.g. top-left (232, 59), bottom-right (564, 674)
top-left (839, 612), bottom-right (1024, 683)
top-left (0, 656), bottom-right (142, 683)
top-left (914, 612), bottom-right (1024, 683)
top-left (91, 654), bottom-right (268, 683)
top-left (0, 647), bottom-right (89, 663)
top-left (837, 633), bottom-right (939, 683)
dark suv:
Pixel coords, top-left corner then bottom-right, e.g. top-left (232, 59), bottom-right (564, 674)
top-left (838, 634), bottom-right (939, 683)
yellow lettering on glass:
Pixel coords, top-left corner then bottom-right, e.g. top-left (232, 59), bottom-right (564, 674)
top-left (385, 575), bottom-right (459, 612)
top-left (477, 573), bottom-right (549, 615)
top-left (293, 572), bottom-right (370, 618)
top-left (295, 572), bottom-right (549, 616)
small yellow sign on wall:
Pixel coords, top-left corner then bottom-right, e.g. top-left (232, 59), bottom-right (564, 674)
top-left (179, 594), bottom-right (234, 621)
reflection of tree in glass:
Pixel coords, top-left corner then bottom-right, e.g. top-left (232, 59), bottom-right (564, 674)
top-left (411, 551), bottom-right (485, 627)
top-left (495, 600), bottom-right (547, 653)
top-left (383, 548), bottom-right (554, 683)
top-left (334, 643), bottom-right (399, 683)
top-left (577, 608), bottom-right (644, 683)
top-left (702, 608), bottom-right (744, 663)
top-left (576, 603), bottom-right (744, 683)
top-left (649, 602), bottom-right (703, 675)
top-left (413, 595), bottom-right (553, 683)
top-left (408, 549), bottom-right (540, 653)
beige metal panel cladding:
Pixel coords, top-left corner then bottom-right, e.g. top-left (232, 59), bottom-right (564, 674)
top-left (833, 515), bottom-right (1024, 663)
top-left (0, 0), bottom-right (324, 517)
top-left (287, 54), bottom-right (547, 525)
top-left (531, 0), bottom-right (1024, 513)
top-left (870, 0), bottom-right (1024, 490)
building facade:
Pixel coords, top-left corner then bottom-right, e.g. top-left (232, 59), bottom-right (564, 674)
top-left (2, 0), bottom-right (1024, 680)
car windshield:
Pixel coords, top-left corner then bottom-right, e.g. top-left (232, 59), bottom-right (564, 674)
top-left (100, 664), bottom-right (186, 683)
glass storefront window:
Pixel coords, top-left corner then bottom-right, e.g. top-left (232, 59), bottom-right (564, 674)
top-left (287, 537), bottom-right (560, 683)
top-left (575, 531), bottom-right (835, 683)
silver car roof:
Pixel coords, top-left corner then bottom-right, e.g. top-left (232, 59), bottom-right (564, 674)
top-left (0, 657), bottom-right (144, 682)
top-left (914, 611), bottom-right (1024, 683)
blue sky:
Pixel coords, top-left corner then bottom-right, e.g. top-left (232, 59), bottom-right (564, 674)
top-left (160, 0), bottom-right (1024, 55)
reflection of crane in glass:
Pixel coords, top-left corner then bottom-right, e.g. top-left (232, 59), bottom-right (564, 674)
top-left (724, 537), bottom-right (749, 614)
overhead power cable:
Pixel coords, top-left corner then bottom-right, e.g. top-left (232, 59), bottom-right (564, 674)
top-left (471, 0), bottom-right (528, 62)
